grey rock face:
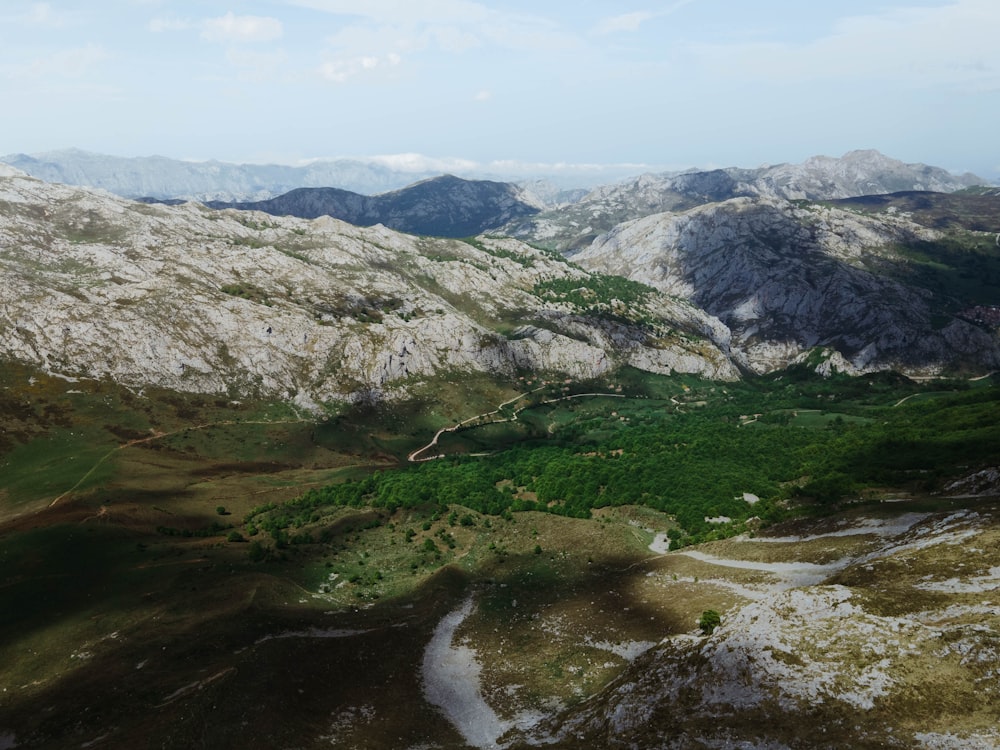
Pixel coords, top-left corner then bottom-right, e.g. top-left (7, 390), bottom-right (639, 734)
top-left (574, 197), bottom-right (1000, 374)
top-left (0, 169), bottom-right (735, 407)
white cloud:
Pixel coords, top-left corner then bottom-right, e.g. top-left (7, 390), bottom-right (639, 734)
top-left (320, 22), bottom-right (481, 64)
top-left (225, 48), bottom-right (290, 82)
top-left (594, 11), bottom-right (656, 35)
top-left (483, 158), bottom-right (658, 176)
top-left (473, 89), bottom-right (492, 102)
top-left (148, 16), bottom-right (192, 33)
top-left (21, 2), bottom-right (71, 27)
top-left (201, 12), bottom-right (284, 43)
top-left (691, 0), bottom-right (999, 90)
top-left (323, 24), bottom-right (417, 56)
top-left (2, 44), bottom-right (108, 79)
top-left (365, 153), bottom-right (481, 172)
top-left (426, 25), bottom-right (481, 54)
top-left (318, 53), bottom-right (401, 83)
top-left (295, 0), bottom-right (577, 55)
top-left (323, 153), bottom-right (659, 179)
top-left (287, 0), bottom-right (491, 26)
top-left (592, 1), bottom-right (696, 35)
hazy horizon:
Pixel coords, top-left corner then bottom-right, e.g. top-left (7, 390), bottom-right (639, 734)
top-left (4, 145), bottom-right (994, 193)
top-left (1, 1), bottom-right (998, 181)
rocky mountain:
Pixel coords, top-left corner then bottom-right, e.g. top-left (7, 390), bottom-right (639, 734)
top-left (2, 164), bottom-right (996, 404)
top-left (0, 165), bottom-right (735, 409)
top-left (572, 196), bottom-right (1000, 374)
top-left (204, 175), bottom-right (541, 238)
top-left (742, 149), bottom-right (985, 200)
top-left (508, 150), bottom-right (988, 251)
top-left (0, 148), bottom-right (443, 202)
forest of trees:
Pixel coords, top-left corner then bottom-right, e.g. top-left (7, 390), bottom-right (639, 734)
top-left (247, 370), bottom-right (999, 547)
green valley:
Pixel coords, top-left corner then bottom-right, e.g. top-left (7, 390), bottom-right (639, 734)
top-left (1, 359), bottom-right (997, 748)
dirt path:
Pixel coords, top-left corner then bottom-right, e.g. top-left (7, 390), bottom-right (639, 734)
top-left (672, 549), bottom-right (851, 588)
top-left (407, 387), bottom-right (624, 463)
top-left (408, 386), bottom-right (548, 462)
top-left (48, 418), bottom-right (311, 507)
top-left (663, 513), bottom-right (934, 591)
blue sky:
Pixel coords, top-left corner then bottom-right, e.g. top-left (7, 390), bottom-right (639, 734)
top-left (1, 0), bottom-right (997, 180)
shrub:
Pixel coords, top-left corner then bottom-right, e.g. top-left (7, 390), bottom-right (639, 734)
top-left (698, 609), bottom-right (721, 635)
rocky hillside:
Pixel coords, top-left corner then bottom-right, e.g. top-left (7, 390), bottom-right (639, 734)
top-left (573, 197), bottom-right (1000, 374)
top-left (0, 166), bottom-right (735, 409)
top-left (205, 174), bottom-right (541, 238)
top-left (502, 503), bottom-right (1000, 749)
top-left (508, 150), bottom-right (987, 251)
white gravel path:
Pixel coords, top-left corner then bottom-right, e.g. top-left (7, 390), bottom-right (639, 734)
top-left (745, 513), bottom-right (929, 543)
top-left (673, 549), bottom-right (851, 588)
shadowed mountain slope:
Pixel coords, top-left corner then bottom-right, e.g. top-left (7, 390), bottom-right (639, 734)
top-left (207, 175), bottom-right (540, 238)
top-left (573, 197), bottom-right (1000, 374)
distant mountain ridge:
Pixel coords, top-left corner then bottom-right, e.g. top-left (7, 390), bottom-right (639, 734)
top-left (205, 175), bottom-right (541, 238)
top-left (2, 148), bottom-right (986, 217)
top-left (507, 150), bottom-right (988, 251)
top-left (0, 148), bottom-right (443, 201)
top-left (0, 148), bottom-right (627, 203)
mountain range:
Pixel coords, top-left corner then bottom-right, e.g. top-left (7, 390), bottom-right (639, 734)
top-left (1, 148), bottom-right (985, 213)
top-left (0, 148), bottom-right (615, 203)
top-left (1, 150), bottom-right (997, 407)
top-left (507, 149), bottom-right (987, 251)
top-left (0, 164), bottom-right (735, 410)
top-left (0, 148), bottom-right (445, 201)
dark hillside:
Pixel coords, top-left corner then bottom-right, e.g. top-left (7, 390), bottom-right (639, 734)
top-left (208, 175), bottom-right (540, 237)
top-left (828, 190), bottom-right (1000, 232)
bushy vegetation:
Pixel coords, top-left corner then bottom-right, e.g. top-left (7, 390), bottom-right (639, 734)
top-left (220, 282), bottom-right (271, 305)
top-left (460, 237), bottom-right (535, 267)
top-left (889, 237), bottom-right (1000, 309)
top-left (533, 274), bottom-right (657, 326)
top-left (698, 609), bottom-right (721, 635)
top-left (253, 369), bottom-right (999, 547)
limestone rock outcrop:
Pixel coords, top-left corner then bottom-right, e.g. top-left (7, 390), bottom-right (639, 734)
top-left (0, 169), bottom-right (734, 408)
top-left (573, 197), bottom-right (999, 374)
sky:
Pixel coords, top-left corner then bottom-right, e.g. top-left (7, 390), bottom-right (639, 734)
top-left (1, 0), bottom-right (998, 181)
